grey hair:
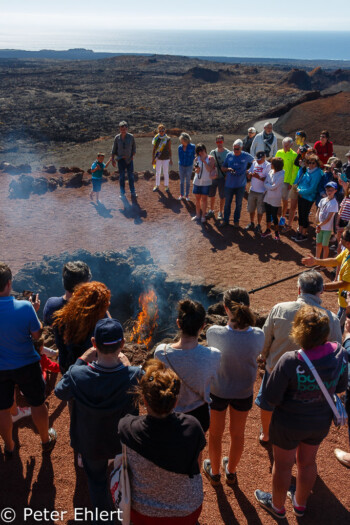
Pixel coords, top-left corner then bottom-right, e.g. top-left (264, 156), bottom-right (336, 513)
top-left (264, 122), bottom-right (273, 128)
top-left (179, 132), bottom-right (191, 143)
top-left (298, 271), bottom-right (324, 295)
top-left (283, 137), bottom-right (293, 145)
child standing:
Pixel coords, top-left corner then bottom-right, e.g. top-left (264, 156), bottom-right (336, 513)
top-left (90, 153), bottom-right (112, 204)
top-left (315, 182), bottom-right (338, 259)
top-left (262, 157), bottom-right (285, 240)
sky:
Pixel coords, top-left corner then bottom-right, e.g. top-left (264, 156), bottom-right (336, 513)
top-left (2, 0), bottom-right (350, 31)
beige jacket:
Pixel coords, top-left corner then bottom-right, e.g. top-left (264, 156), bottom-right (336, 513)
top-left (262, 293), bottom-right (342, 373)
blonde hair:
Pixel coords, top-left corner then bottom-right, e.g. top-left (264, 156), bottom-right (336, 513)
top-left (290, 305), bottom-right (329, 349)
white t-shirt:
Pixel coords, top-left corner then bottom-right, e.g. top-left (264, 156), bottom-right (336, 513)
top-left (193, 156), bottom-right (215, 187)
top-left (249, 160), bottom-right (271, 193)
top-left (318, 197), bottom-right (339, 230)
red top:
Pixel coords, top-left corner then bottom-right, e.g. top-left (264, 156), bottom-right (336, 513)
top-left (313, 140), bottom-right (334, 165)
top-left (40, 354), bottom-right (60, 380)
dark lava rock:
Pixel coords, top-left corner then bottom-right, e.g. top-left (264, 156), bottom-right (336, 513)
top-left (43, 165), bottom-right (57, 174)
top-left (64, 172), bottom-right (84, 187)
top-left (70, 166), bottom-right (83, 173)
top-left (48, 178), bottom-right (59, 191)
top-left (59, 167), bottom-right (71, 174)
top-left (2, 162), bottom-right (32, 175)
top-left (280, 69), bottom-right (312, 90)
top-left (208, 302), bottom-right (226, 316)
top-left (9, 174), bottom-right (34, 198)
top-left (143, 170), bottom-right (154, 180)
top-left (184, 66), bottom-right (220, 83)
top-left (169, 170), bottom-right (179, 181)
top-left (32, 177), bottom-right (48, 195)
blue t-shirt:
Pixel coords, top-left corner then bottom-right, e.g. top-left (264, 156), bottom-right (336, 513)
top-left (43, 296), bottom-right (66, 326)
top-left (0, 297), bottom-right (41, 371)
top-left (178, 143), bottom-right (195, 167)
top-left (91, 161), bottom-right (105, 180)
top-left (223, 151), bottom-right (254, 188)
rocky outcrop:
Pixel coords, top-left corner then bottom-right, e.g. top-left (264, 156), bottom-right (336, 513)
top-left (279, 69), bottom-right (312, 90)
top-left (0, 162), bottom-right (32, 174)
top-left (274, 92), bottom-right (350, 145)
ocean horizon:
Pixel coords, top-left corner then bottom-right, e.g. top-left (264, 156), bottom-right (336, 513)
top-left (1, 30), bottom-right (350, 61)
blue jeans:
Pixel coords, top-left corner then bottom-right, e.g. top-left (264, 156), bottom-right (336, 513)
top-left (224, 186), bottom-right (246, 224)
top-left (81, 456), bottom-right (114, 525)
top-left (118, 159), bottom-right (135, 194)
top-left (179, 165), bottom-right (193, 197)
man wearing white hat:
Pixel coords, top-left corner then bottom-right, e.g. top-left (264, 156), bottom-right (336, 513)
top-left (221, 140), bottom-right (254, 227)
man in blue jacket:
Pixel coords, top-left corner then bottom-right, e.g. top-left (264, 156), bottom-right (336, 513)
top-left (55, 318), bottom-right (142, 524)
top-left (221, 139), bottom-right (254, 227)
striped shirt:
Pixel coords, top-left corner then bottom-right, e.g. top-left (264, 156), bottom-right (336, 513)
top-left (339, 197), bottom-right (350, 221)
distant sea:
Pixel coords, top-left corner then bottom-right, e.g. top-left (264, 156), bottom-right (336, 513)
top-left (1, 30), bottom-right (350, 61)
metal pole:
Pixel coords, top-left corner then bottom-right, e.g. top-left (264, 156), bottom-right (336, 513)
top-left (248, 266), bottom-right (320, 295)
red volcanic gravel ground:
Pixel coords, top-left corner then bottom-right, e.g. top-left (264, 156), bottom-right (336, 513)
top-left (0, 170), bottom-right (349, 524)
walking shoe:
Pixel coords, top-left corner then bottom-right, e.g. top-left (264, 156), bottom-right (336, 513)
top-left (291, 231), bottom-right (301, 241)
top-left (165, 186), bottom-right (170, 192)
top-left (185, 196), bottom-right (190, 201)
top-left (261, 229), bottom-right (271, 238)
top-left (178, 195), bottom-right (184, 200)
top-left (222, 457), bottom-right (237, 485)
top-left (217, 211), bottom-right (223, 220)
top-left (131, 192), bottom-right (138, 198)
top-left (287, 486), bottom-right (306, 517)
top-left (254, 490), bottom-right (286, 519)
top-left (152, 185), bottom-right (159, 192)
top-left (205, 210), bottom-right (215, 219)
top-left (274, 232), bottom-right (280, 241)
top-left (295, 234), bottom-right (308, 242)
top-left (203, 459), bottom-right (221, 486)
top-left (191, 215), bottom-right (200, 222)
top-left (255, 224), bottom-right (262, 233)
top-left (119, 192), bottom-right (126, 198)
top-left (334, 448), bottom-right (350, 468)
top-left (42, 428), bottom-right (57, 453)
top-left (245, 222), bottom-right (255, 231)
top-left (12, 407), bottom-right (31, 423)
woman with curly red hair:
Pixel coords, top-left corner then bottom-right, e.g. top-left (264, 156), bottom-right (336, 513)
top-left (53, 281), bottom-right (111, 372)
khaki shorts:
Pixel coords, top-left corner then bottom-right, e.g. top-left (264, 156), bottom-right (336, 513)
top-left (247, 190), bottom-right (265, 214)
top-left (282, 182), bottom-right (290, 200)
top-left (289, 185), bottom-right (298, 200)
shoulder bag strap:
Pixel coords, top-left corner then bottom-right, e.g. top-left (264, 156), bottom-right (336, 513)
top-left (163, 344), bottom-right (206, 403)
top-left (298, 350), bottom-right (340, 419)
top-left (213, 151), bottom-right (225, 177)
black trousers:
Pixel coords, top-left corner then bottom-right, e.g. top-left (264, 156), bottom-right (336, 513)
top-left (265, 202), bottom-right (279, 226)
top-left (298, 196), bottom-right (313, 228)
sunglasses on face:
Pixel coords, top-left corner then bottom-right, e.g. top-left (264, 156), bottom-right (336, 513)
top-left (216, 140), bottom-right (223, 144)
top-left (307, 161), bottom-right (316, 165)
top-left (233, 148), bottom-right (241, 151)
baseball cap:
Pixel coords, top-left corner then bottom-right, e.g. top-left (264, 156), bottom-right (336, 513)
top-left (248, 127), bottom-right (256, 133)
top-left (325, 182), bottom-right (338, 189)
top-left (233, 139), bottom-right (243, 148)
top-left (119, 120), bottom-right (128, 127)
top-left (94, 318), bottom-right (124, 346)
top-left (256, 151), bottom-right (266, 160)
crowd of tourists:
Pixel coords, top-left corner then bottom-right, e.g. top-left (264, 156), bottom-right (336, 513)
top-left (1, 257), bottom-right (350, 524)
top-left (91, 121), bottom-right (350, 254)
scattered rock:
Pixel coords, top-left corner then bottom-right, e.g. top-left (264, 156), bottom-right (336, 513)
top-left (1, 162), bottom-right (32, 175)
top-left (169, 170), bottom-right (179, 181)
top-left (280, 69), bottom-right (312, 90)
top-left (43, 165), bottom-right (57, 174)
top-left (59, 167), bottom-right (71, 174)
top-left (32, 177), bottom-right (48, 195)
top-left (143, 170), bottom-right (154, 180)
top-left (184, 66), bottom-right (220, 83)
top-left (9, 174), bottom-right (34, 198)
top-left (64, 172), bottom-right (84, 188)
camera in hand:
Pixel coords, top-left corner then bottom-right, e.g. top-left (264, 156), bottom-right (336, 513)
top-left (340, 290), bottom-right (348, 299)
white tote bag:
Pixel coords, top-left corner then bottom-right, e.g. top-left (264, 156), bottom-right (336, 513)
top-left (110, 444), bottom-right (131, 524)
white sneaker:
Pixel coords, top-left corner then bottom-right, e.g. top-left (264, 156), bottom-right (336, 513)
top-left (12, 407), bottom-right (31, 423)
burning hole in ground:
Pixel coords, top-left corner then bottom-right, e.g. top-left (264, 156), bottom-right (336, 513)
top-left (14, 247), bottom-right (249, 362)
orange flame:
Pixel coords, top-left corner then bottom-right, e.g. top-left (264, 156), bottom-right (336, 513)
top-left (131, 289), bottom-right (159, 348)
